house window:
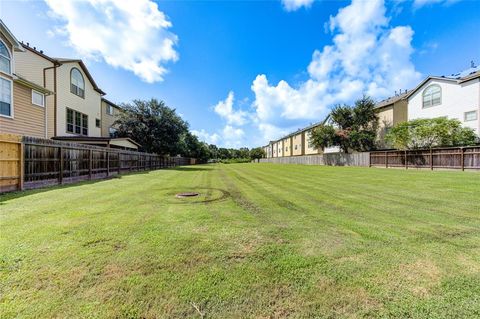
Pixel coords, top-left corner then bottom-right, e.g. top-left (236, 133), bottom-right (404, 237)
top-left (106, 104), bottom-right (113, 115)
top-left (108, 127), bottom-right (117, 137)
top-left (32, 90), bottom-right (44, 107)
top-left (0, 77), bottom-right (12, 117)
top-left (95, 118), bottom-right (101, 127)
top-left (295, 145), bottom-right (298, 150)
top-left (422, 84), bottom-right (441, 108)
top-left (66, 108), bottom-right (88, 135)
top-left (0, 40), bottom-right (11, 75)
top-left (464, 110), bottom-right (478, 122)
top-left (70, 68), bottom-right (85, 98)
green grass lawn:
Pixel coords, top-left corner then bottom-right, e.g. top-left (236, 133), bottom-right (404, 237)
top-left (1, 164), bottom-right (480, 318)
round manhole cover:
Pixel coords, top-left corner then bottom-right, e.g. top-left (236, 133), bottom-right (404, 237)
top-left (175, 192), bottom-right (200, 198)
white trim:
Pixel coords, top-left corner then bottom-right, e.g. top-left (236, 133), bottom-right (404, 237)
top-left (0, 38), bottom-right (12, 76)
top-left (31, 89), bottom-right (45, 107)
top-left (0, 74), bottom-right (13, 119)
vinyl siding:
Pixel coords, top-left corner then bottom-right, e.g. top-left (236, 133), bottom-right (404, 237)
top-left (101, 100), bottom-right (121, 137)
top-left (0, 82), bottom-right (46, 138)
top-left (304, 129), bottom-right (321, 155)
top-left (56, 62), bottom-right (102, 137)
top-left (282, 137), bottom-right (292, 157)
top-left (14, 49), bottom-right (55, 137)
top-left (292, 133), bottom-right (303, 156)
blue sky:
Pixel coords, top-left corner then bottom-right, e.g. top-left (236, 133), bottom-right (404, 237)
top-left (1, 0), bottom-right (479, 147)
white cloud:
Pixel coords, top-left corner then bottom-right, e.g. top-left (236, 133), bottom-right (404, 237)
top-left (192, 124), bottom-right (246, 148)
top-left (44, 0), bottom-right (178, 83)
top-left (413, 0), bottom-right (458, 7)
top-left (222, 125), bottom-right (245, 148)
top-left (213, 91), bottom-right (249, 126)
top-left (251, 0), bottom-right (421, 144)
top-left (191, 129), bottom-right (220, 145)
top-left (282, 0), bottom-right (315, 12)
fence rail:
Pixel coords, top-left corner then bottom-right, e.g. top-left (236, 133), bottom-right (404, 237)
top-left (0, 135), bottom-right (195, 193)
top-left (370, 146), bottom-right (480, 170)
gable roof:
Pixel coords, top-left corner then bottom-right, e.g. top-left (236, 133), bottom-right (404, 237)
top-left (101, 97), bottom-right (122, 110)
top-left (18, 44), bottom-right (105, 95)
top-left (55, 58), bottom-right (106, 95)
top-left (375, 91), bottom-right (409, 109)
top-left (0, 19), bottom-right (24, 52)
top-left (405, 66), bottom-right (480, 99)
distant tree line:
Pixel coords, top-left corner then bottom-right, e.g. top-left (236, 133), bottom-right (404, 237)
top-left (113, 98), bottom-right (264, 162)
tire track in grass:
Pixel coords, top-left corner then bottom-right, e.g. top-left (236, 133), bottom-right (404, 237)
top-left (240, 165), bottom-right (480, 246)
top-left (218, 166), bottom-right (263, 215)
top-left (226, 168), bottom-right (303, 213)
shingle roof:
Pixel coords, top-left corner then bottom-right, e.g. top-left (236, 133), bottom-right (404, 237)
top-left (375, 91), bottom-right (408, 109)
top-left (443, 66), bottom-right (479, 80)
top-left (19, 44), bottom-right (106, 95)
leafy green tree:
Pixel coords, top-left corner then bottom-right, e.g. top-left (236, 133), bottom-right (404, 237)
top-left (238, 147), bottom-right (250, 159)
top-left (217, 148), bottom-right (231, 159)
top-left (386, 117), bottom-right (478, 150)
top-left (208, 144), bottom-right (218, 159)
top-left (310, 95), bottom-right (379, 153)
top-left (179, 132), bottom-right (211, 162)
top-left (114, 99), bottom-right (188, 155)
top-left (249, 147), bottom-right (265, 161)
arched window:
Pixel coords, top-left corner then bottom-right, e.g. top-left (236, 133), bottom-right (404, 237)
top-left (70, 68), bottom-right (85, 98)
top-left (422, 84), bottom-right (441, 108)
top-left (0, 40), bottom-right (11, 74)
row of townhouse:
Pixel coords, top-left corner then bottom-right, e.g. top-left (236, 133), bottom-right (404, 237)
top-left (263, 65), bottom-right (480, 158)
top-left (0, 20), bottom-right (139, 150)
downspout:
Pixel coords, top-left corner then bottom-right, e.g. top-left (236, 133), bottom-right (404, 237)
top-left (43, 64), bottom-right (58, 138)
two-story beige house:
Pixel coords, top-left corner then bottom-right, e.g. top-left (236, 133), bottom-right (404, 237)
top-left (13, 43), bottom-right (105, 138)
top-left (101, 98), bottom-right (122, 137)
top-left (0, 20), bottom-right (53, 138)
top-left (375, 91), bottom-right (408, 148)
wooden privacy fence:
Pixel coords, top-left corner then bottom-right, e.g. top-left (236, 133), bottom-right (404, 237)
top-left (0, 135), bottom-right (195, 193)
top-left (259, 152), bottom-right (370, 167)
top-left (0, 134), bottom-right (23, 193)
top-left (370, 146), bottom-right (480, 170)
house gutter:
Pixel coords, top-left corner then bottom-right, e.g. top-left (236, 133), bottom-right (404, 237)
top-left (43, 64), bottom-right (59, 137)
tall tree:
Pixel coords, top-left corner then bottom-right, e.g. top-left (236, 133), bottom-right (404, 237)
top-left (114, 99), bottom-right (188, 155)
top-left (249, 147), bottom-right (265, 161)
top-left (310, 95), bottom-right (379, 153)
top-left (179, 132), bottom-right (211, 162)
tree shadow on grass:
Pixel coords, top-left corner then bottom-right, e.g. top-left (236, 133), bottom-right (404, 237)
top-left (0, 169), bottom-right (162, 204)
top-left (170, 166), bottom-right (213, 172)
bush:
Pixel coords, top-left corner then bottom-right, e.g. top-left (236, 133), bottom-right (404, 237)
top-left (219, 158), bottom-right (252, 164)
top-left (386, 117), bottom-right (478, 150)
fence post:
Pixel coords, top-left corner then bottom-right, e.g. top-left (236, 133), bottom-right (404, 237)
top-left (106, 150), bottom-right (110, 177)
top-left (89, 149), bottom-right (93, 180)
top-left (405, 150), bottom-right (408, 170)
top-left (59, 146), bottom-right (64, 184)
top-left (385, 151), bottom-right (388, 168)
top-left (18, 142), bottom-right (24, 191)
top-left (461, 147), bottom-right (465, 171)
top-left (430, 148), bottom-right (433, 170)
top-left (118, 153), bottom-right (121, 175)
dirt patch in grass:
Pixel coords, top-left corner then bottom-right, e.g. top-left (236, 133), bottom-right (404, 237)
top-left (386, 259), bottom-right (442, 298)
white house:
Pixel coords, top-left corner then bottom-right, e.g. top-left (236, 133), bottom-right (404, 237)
top-left (406, 66), bottom-right (480, 135)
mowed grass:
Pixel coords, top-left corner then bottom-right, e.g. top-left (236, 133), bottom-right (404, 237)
top-left (1, 164), bottom-right (480, 318)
